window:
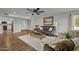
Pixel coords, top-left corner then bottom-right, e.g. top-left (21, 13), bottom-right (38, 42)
top-left (74, 15), bottom-right (79, 30)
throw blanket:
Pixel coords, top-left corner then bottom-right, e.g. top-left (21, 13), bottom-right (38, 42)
top-left (55, 39), bottom-right (75, 51)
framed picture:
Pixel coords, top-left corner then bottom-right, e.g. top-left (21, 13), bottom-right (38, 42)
top-left (43, 16), bottom-right (53, 26)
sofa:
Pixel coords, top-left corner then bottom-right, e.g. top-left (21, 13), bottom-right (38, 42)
top-left (41, 30), bottom-right (79, 51)
top-left (34, 26), bottom-right (56, 36)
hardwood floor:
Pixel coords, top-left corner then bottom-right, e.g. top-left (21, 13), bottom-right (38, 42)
top-left (14, 30), bottom-right (29, 37)
top-left (0, 30), bottom-right (36, 51)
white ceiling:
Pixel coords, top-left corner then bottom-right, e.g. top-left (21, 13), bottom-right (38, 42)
top-left (0, 8), bottom-right (79, 18)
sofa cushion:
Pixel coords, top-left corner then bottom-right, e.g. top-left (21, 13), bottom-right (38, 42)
top-left (55, 39), bottom-right (75, 51)
top-left (72, 37), bottom-right (79, 47)
top-left (41, 36), bottom-right (67, 48)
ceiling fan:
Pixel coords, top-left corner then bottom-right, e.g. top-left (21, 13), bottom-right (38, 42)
top-left (26, 8), bottom-right (44, 15)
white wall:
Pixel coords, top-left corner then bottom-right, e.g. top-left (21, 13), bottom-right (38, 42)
top-left (52, 12), bottom-right (79, 33)
top-left (54, 13), bottom-right (70, 33)
top-left (30, 17), bottom-right (43, 29)
top-left (13, 18), bottom-right (31, 33)
top-left (21, 19), bottom-right (28, 30)
top-left (0, 12), bottom-right (74, 34)
top-left (13, 18), bottom-right (22, 33)
top-left (21, 19), bottom-right (31, 30)
top-left (30, 13), bottom-right (71, 34)
top-left (0, 25), bottom-right (3, 33)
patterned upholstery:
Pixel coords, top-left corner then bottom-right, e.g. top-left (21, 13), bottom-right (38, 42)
top-left (69, 30), bottom-right (79, 38)
top-left (58, 33), bottom-right (66, 39)
top-left (55, 39), bottom-right (75, 51)
top-left (57, 30), bottom-right (79, 39)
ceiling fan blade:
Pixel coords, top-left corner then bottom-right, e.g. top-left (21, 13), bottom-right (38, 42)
top-left (35, 8), bottom-right (40, 11)
top-left (26, 9), bottom-right (33, 12)
top-left (35, 12), bottom-right (40, 15)
top-left (38, 11), bottom-right (44, 13)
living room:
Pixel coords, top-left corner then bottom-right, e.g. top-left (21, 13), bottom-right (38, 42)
top-left (0, 8), bottom-right (79, 51)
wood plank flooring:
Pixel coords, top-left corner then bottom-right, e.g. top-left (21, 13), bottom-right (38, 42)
top-left (0, 30), bottom-right (36, 51)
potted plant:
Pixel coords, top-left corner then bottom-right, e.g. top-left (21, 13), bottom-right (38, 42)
top-left (64, 32), bottom-right (71, 39)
